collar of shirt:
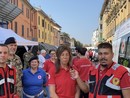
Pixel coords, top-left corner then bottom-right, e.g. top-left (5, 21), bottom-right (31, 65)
top-left (99, 62), bottom-right (115, 79)
top-left (60, 66), bottom-right (71, 71)
top-left (27, 67), bottom-right (41, 74)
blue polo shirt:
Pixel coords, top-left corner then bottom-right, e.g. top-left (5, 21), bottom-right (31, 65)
top-left (22, 68), bottom-right (47, 95)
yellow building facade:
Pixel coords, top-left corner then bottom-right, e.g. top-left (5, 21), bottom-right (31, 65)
top-left (35, 8), bottom-right (61, 46)
top-left (101, 0), bottom-right (130, 43)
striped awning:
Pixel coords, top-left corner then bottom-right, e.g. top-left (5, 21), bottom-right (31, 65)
top-left (0, 0), bottom-right (22, 22)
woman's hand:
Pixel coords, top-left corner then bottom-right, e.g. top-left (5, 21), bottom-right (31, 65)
top-left (70, 69), bottom-right (79, 79)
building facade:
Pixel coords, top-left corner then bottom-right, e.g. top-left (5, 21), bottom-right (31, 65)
top-left (91, 29), bottom-right (99, 47)
top-left (70, 38), bottom-right (75, 47)
top-left (60, 32), bottom-right (71, 46)
top-left (35, 7), bottom-right (61, 46)
top-left (100, 0), bottom-right (129, 43)
top-left (6, 0), bottom-right (61, 46)
top-left (8, 0), bottom-right (37, 41)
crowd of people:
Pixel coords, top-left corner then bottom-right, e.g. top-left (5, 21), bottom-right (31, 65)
top-left (0, 37), bottom-right (130, 98)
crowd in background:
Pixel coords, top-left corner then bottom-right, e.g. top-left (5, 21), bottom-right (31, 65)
top-left (1, 37), bottom-right (130, 98)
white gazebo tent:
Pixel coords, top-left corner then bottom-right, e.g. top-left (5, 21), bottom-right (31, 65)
top-left (0, 27), bottom-right (38, 46)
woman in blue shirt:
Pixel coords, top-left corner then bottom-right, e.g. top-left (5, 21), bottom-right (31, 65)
top-left (22, 56), bottom-right (47, 98)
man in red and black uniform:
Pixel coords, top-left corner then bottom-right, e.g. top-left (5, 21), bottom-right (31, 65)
top-left (73, 47), bottom-right (92, 98)
top-left (70, 42), bottom-right (130, 98)
top-left (0, 44), bottom-right (18, 98)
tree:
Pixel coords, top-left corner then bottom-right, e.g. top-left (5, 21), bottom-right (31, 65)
top-left (75, 40), bottom-right (83, 48)
top-left (84, 44), bottom-right (89, 47)
top-left (63, 32), bottom-right (70, 39)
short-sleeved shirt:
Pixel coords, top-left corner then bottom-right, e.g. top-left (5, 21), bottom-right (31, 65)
top-left (22, 68), bottom-right (47, 95)
top-left (38, 54), bottom-right (46, 68)
top-left (72, 56), bottom-right (80, 65)
top-left (48, 67), bottom-right (77, 98)
top-left (43, 59), bottom-right (55, 74)
top-left (74, 58), bottom-right (92, 81)
top-left (43, 59), bottom-right (55, 85)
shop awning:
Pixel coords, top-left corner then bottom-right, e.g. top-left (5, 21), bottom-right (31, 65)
top-left (39, 43), bottom-right (57, 51)
top-left (0, 0), bottom-right (22, 22)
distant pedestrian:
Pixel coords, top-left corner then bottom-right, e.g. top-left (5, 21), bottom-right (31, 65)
top-left (73, 47), bottom-right (92, 98)
top-left (23, 47), bottom-right (34, 69)
top-left (85, 50), bottom-right (89, 59)
top-left (93, 51), bottom-right (99, 65)
top-left (72, 47), bottom-right (80, 65)
top-left (45, 49), bottom-right (51, 59)
top-left (88, 49), bottom-right (93, 61)
top-left (38, 49), bottom-right (46, 68)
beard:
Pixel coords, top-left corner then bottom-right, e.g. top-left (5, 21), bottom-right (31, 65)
top-left (100, 58), bottom-right (108, 68)
top-left (101, 64), bottom-right (108, 67)
top-left (9, 51), bottom-right (16, 55)
top-left (0, 60), bottom-right (6, 64)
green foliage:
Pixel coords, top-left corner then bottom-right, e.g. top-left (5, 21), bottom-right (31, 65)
top-left (123, 60), bottom-right (129, 67)
top-left (63, 32), bottom-right (70, 39)
top-left (75, 40), bottom-right (83, 48)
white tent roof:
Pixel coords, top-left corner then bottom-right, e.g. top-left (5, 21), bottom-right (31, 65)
top-left (0, 27), bottom-right (38, 46)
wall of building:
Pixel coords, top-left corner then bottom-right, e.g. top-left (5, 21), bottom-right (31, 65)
top-left (101, 0), bottom-right (130, 43)
top-left (7, 0), bottom-right (61, 46)
top-left (8, 0), bottom-right (36, 41)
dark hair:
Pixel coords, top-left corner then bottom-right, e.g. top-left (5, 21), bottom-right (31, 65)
top-left (0, 44), bottom-right (8, 49)
top-left (0, 44), bottom-right (9, 52)
top-left (55, 45), bottom-right (72, 73)
top-left (0, 44), bottom-right (8, 47)
top-left (98, 42), bottom-right (112, 52)
top-left (75, 47), bottom-right (80, 53)
top-left (75, 47), bottom-right (87, 56)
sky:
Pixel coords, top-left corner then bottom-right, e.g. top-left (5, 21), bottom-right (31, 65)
top-left (30, 0), bottom-right (104, 45)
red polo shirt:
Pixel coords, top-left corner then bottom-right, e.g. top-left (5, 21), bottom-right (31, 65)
top-left (72, 56), bottom-right (80, 65)
top-left (43, 59), bottom-right (55, 86)
top-left (74, 58), bottom-right (92, 81)
top-left (43, 59), bottom-right (55, 74)
top-left (48, 67), bottom-right (77, 98)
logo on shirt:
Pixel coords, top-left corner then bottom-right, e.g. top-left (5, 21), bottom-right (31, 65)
top-left (47, 73), bottom-right (50, 79)
top-left (80, 64), bottom-right (91, 67)
top-left (112, 77), bottom-right (120, 85)
top-left (38, 75), bottom-right (42, 79)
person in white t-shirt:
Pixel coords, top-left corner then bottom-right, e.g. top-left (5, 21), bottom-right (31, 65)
top-left (38, 49), bottom-right (46, 68)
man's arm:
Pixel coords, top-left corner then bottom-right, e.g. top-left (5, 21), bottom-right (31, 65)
top-left (122, 88), bottom-right (130, 98)
top-left (76, 76), bottom-right (89, 93)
